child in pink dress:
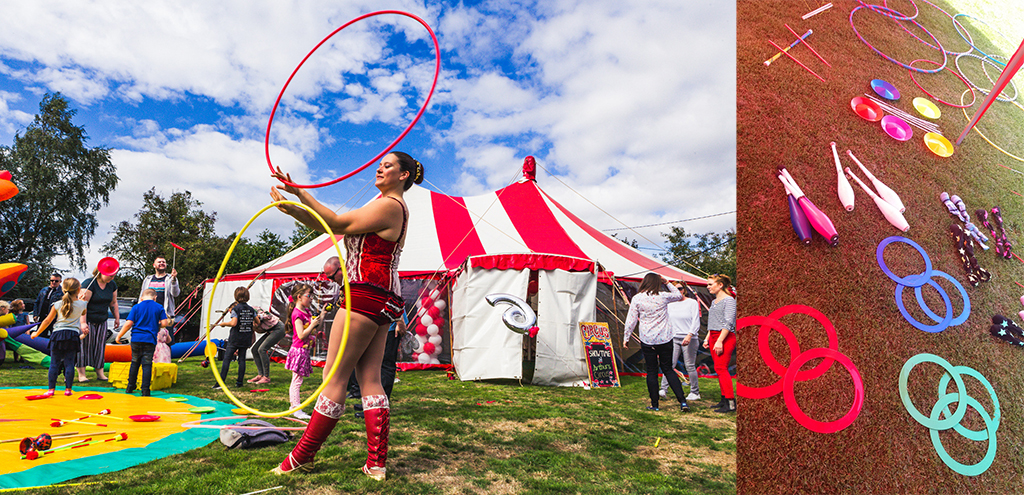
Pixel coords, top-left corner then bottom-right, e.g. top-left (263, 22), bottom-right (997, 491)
top-left (153, 327), bottom-right (172, 363)
top-left (284, 284), bottom-right (321, 420)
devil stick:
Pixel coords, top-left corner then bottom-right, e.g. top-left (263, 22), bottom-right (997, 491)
top-left (765, 29), bottom-right (812, 66)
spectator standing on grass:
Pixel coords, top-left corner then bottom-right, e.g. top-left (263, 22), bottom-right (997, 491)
top-left (213, 286), bottom-right (257, 389)
top-left (704, 274), bottom-right (736, 413)
top-left (78, 264), bottom-right (118, 383)
top-left (30, 278), bottom-right (87, 397)
top-left (623, 273), bottom-right (689, 413)
top-left (33, 273), bottom-right (63, 333)
top-left (661, 287), bottom-right (702, 401)
top-left (283, 283), bottom-right (321, 420)
top-left (139, 255), bottom-right (179, 318)
top-left (250, 305), bottom-right (287, 385)
top-left (345, 310), bottom-right (408, 418)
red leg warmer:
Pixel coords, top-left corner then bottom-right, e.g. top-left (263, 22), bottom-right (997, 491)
top-left (362, 394), bottom-right (390, 480)
top-left (273, 394), bottom-right (344, 474)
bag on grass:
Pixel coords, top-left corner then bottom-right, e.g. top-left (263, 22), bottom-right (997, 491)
top-left (219, 419), bottom-right (291, 449)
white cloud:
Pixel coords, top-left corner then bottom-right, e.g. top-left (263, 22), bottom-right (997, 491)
top-left (437, 0), bottom-right (736, 237)
top-left (0, 91), bottom-right (34, 141)
top-left (7, 0), bottom-right (736, 278)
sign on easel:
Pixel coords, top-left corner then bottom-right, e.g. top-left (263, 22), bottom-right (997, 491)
top-left (579, 321), bottom-right (620, 387)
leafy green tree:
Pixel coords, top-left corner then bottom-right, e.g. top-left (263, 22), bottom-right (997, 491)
top-left (661, 227), bottom-right (736, 284)
top-left (102, 188), bottom-right (225, 298)
top-left (223, 229), bottom-right (289, 274)
top-left (0, 93), bottom-right (117, 298)
top-left (289, 221), bottom-right (321, 248)
top-left (610, 233), bottom-right (640, 249)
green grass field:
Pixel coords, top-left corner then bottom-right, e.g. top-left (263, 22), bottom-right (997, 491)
top-left (0, 359), bottom-right (734, 494)
top-left (738, 0), bottom-right (1024, 493)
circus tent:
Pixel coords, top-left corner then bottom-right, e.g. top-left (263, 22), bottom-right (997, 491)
top-left (201, 158), bottom-right (706, 385)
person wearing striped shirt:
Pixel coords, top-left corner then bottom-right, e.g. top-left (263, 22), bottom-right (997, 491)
top-left (703, 274), bottom-right (736, 413)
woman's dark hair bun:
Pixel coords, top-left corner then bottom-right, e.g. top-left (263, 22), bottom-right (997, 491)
top-left (392, 151), bottom-right (424, 190)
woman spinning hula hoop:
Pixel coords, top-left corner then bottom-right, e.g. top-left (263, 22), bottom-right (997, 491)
top-left (269, 151), bottom-right (424, 481)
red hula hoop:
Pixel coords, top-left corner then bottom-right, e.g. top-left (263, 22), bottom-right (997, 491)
top-left (265, 10), bottom-right (441, 189)
top-left (736, 315), bottom-right (798, 399)
top-left (782, 347), bottom-right (864, 433)
top-left (908, 59), bottom-right (976, 108)
top-left (765, 305), bottom-right (838, 381)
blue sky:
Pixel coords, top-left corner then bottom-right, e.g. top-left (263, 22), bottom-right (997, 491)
top-left (0, 0), bottom-right (736, 277)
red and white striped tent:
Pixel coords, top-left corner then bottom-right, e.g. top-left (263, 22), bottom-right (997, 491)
top-left (201, 159), bottom-right (705, 384)
top-left (212, 167), bottom-right (703, 284)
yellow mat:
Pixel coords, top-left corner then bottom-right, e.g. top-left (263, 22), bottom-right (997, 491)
top-left (0, 387), bottom-right (231, 489)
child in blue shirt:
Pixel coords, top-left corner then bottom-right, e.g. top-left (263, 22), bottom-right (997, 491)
top-left (115, 288), bottom-right (171, 396)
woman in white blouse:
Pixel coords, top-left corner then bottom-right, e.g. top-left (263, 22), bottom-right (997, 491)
top-left (623, 273), bottom-right (689, 412)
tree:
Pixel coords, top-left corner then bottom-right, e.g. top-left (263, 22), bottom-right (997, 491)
top-left (661, 227), bottom-right (736, 284)
top-left (610, 233), bottom-right (640, 249)
top-left (102, 188), bottom-right (225, 297)
top-left (289, 221), bottom-right (321, 248)
top-left (0, 93), bottom-right (117, 296)
top-left (223, 229), bottom-right (289, 275)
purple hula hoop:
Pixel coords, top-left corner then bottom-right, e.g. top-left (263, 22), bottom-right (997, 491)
top-left (850, 3), bottom-right (948, 73)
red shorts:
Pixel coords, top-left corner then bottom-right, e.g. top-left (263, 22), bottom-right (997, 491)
top-left (338, 283), bottom-right (404, 326)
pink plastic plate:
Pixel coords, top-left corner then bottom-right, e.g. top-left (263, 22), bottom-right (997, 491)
top-left (881, 115), bottom-right (913, 141)
top-left (130, 414), bottom-right (161, 422)
top-left (97, 257), bottom-right (120, 277)
top-left (78, 393), bottom-right (103, 400)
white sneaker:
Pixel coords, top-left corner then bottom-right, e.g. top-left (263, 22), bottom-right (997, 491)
top-left (658, 390), bottom-right (667, 398)
top-left (686, 392), bottom-right (701, 401)
top-left (293, 410), bottom-right (311, 420)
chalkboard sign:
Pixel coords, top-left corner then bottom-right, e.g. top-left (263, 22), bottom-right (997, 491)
top-left (579, 322), bottom-right (620, 387)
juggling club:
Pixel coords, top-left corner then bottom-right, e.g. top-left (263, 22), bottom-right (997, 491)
top-left (831, 142), bottom-right (855, 211)
top-left (778, 176), bottom-right (813, 245)
top-left (847, 150), bottom-right (904, 212)
top-left (845, 168), bottom-right (909, 232)
top-left (991, 315), bottom-right (1024, 346)
top-left (952, 195), bottom-right (989, 243)
top-left (990, 206), bottom-right (1013, 259)
top-left (780, 168), bottom-right (839, 246)
top-left (939, 192), bottom-right (966, 221)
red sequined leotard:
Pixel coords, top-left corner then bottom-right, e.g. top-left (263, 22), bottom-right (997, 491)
top-left (344, 196), bottom-right (408, 297)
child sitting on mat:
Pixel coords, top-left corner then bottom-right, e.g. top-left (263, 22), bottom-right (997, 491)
top-left (115, 288), bottom-right (172, 396)
top-left (31, 278), bottom-right (88, 397)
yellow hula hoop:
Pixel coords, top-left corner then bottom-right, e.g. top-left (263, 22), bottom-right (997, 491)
top-left (204, 200), bottom-right (351, 418)
top-left (960, 89), bottom-right (1024, 163)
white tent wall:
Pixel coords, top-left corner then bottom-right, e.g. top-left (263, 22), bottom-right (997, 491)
top-left (451, 265), bottom-right (528, 381)
top-left (532, 269), bottom-right (596, 387)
